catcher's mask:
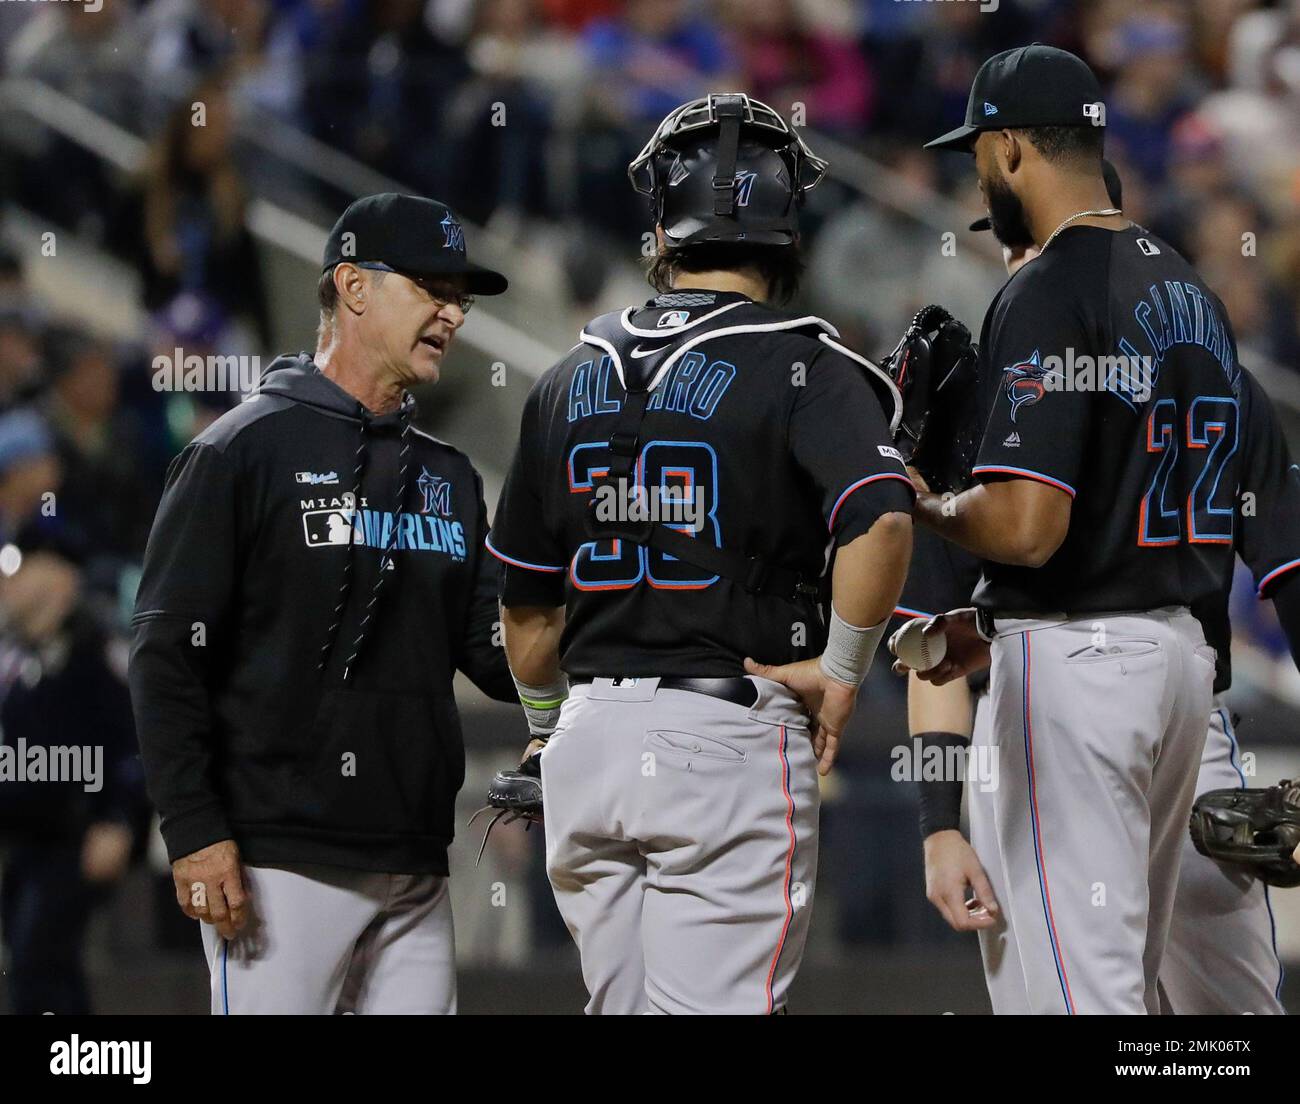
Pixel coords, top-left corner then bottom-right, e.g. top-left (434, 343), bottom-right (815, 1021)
top-left (628, 92), bottom-right (827, 248)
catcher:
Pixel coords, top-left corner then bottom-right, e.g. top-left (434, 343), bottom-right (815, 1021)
top-left (484, 92), bottom-right (913, 1014)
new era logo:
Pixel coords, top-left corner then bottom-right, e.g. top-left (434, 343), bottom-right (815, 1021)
top-left (983, 102), bottom-right (998, 116)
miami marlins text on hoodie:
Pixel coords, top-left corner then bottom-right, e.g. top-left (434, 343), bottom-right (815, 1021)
top-left (128, 355), bottom-right (514, 874)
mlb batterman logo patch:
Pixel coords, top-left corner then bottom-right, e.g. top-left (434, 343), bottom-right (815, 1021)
top-left (1001, 349), bottom-right (1050, 423)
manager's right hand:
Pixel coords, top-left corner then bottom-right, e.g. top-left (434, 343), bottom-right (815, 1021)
top-left (173, 839), bottom-right (249, 939)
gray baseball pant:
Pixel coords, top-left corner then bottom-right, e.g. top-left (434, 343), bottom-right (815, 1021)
top-left (541, 676), bottom-right (818, 1015)
top-left (969, 608), bottom-right (1214, 1014)
top-left (1158, 701), bottom-right (1285, 1014)
top-left (199, 862), bottom-right (455, 1014)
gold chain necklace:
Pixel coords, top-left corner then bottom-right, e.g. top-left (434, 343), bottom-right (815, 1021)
top-left (1041, 207), bottom-right (1123, 251)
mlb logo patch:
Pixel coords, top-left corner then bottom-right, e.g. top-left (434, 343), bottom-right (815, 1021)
top-left (1136, 238), bottom-right (1161, 256)
top-left (303, 508), bottom-right (355, 547)
top-left (657, 310), bottom-right (690, 328)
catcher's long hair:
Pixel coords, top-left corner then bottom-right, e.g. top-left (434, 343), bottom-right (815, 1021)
top-left (646, 241), bottom-right (805, 305)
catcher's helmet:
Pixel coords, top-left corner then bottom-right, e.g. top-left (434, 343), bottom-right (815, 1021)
top-left (628, 92), bottom-right (827, 248)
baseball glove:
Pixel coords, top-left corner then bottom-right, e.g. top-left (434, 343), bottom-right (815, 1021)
top-left (1189, 780), bottom-right (1300, 888)
top-left (467, 749), bottom-right (543, 865)
top-left (882, 304), bottom-right (981, 494)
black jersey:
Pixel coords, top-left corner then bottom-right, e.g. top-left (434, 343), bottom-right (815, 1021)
top-left (1192, 368), bottom-right (1300, 693)
top-left (969, 224), bottom-right (1246, 617)
top-left (904, 368), bottom-right (1300, 698)
top-left (489, 290), bottom-right (914, 677)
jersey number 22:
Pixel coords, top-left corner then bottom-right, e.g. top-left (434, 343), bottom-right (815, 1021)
top-left (1139, 396), bottom-right (1238, 547)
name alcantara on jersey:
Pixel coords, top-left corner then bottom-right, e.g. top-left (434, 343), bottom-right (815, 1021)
top-left (1126, 278), bottom-right (1238, 387)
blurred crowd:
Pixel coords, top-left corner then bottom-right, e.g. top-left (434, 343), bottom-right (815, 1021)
top-left (4, 0), bottom-right (1300, 357)
top-left (1, 0), bottom-right (1300, 1010)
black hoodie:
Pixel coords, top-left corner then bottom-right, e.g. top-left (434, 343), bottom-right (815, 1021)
top-left (129, 354), bottom-right (514, 875)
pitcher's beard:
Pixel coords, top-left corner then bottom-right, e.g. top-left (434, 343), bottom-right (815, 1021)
top-left (985, 174), bottom-right (1036, 251)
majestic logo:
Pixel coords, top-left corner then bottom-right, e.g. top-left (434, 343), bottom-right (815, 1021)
top-left (657, 309), bottom-right (690, 328)
top-left (441, 212), bottom-right (465, 252)
top-left (734, 170), bottom-right (758, 207)
top-left (983, 101), bottom-right (999, 116)
top-left (295, 470), bottom-right (339, 485)
top-left (417, 467), bottom-right (452, 517)
top-left (1001, 350), bottom-right (1050, 422)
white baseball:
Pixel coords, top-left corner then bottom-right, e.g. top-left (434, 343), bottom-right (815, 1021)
top-left (890, 618), bottom-right (947, 672)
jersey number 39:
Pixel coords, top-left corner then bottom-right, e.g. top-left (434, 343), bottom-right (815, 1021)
top-left (568, 440), bottom-right (721, 590)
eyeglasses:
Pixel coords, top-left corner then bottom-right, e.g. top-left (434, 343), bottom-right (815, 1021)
top-left (355, 262), bottom-right (475, 314)
top-left (415, 279), bottom-right (475, 315)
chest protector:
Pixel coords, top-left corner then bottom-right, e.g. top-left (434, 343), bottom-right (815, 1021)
top-left (576, 296), bottom-right (902, 602)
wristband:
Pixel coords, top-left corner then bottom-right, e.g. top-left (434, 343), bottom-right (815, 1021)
top-left (513, 675), bottom-right (568, 738)
top-left (818, 606), bottom-right (888, 687)
top-left (916, 730), bottom-right (970, 838)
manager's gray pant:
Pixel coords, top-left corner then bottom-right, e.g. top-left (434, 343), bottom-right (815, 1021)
top-left (542, 676), bottom-right (819, 1014)
top-left (199, 862), bottom-right (455, 1014)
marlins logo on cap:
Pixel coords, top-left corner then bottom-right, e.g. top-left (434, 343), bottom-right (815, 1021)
top-left (441, 212), bottom-right (465, 252)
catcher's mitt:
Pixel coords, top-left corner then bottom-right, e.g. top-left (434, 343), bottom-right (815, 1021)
top-left (468, 750), bottom-right (543, 865)
top-left (1189, 780), bottom-right (1300, 888)
top-left (882, 305), bottom-right (981, 494)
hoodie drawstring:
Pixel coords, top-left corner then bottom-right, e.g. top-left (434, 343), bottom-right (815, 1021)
top-left (318, 412), bottom-right (372, 673)
top-left (341, 406), bottom-right (413, 680)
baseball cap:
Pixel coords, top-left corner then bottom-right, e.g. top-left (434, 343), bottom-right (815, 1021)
top-left (925, 44), bottom-right (1106, 153)
top-left (323, 193), bottom-right (508, 296)
top-left (969, 157), bottom-right (1123, 231)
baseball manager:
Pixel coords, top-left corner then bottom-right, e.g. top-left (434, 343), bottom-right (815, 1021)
top-left (129, 193), bottom-right (514, 1014)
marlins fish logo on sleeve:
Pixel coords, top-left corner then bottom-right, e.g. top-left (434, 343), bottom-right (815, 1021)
top-left (1001, 350), bottom-right (1050, 423)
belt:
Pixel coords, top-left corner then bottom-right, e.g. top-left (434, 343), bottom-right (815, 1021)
top-left (571, 676), bottom-right (758, 709)
top-left (978, 605), bottom-right (1191, 639)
